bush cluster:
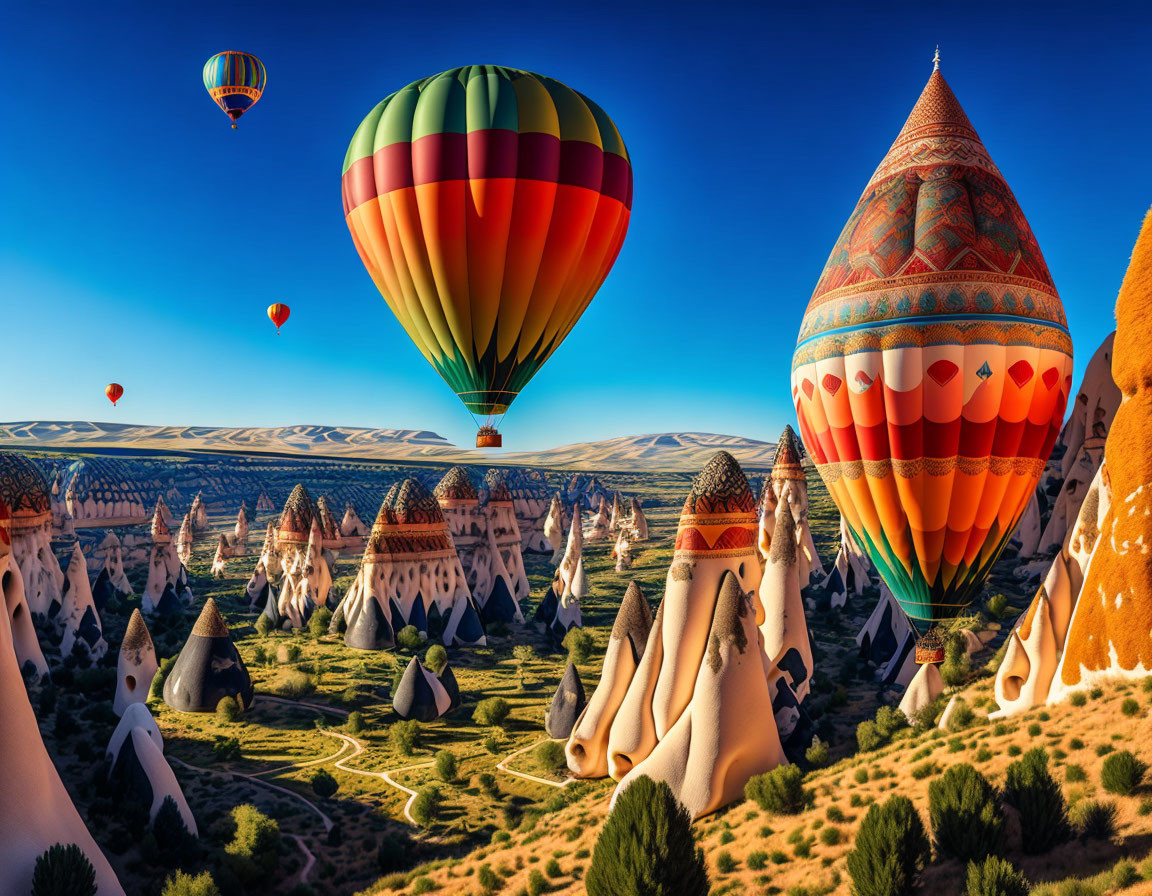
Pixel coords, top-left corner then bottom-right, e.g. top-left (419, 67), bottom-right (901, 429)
top-left (928, 764), bottom-right (1003, 862)
top-left (846, 796), bottom-right (930, 896)
top-left (1002, 748), bottom-right (1070, 854)
top-left (744, 764), bottom-right (808, 815)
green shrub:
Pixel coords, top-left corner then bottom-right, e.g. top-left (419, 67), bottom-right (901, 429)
top-left (805, 737), bottom-right (830, 768)
top-left (856, 721), bottom-right (883, 752)
top-left (986, 594), bottom-right (1008, 619)
top-left (397, 625), bottom-right (423, 650)
top-left (585, 776), bottom-right (709, 896)
top-left (941, 634), bottom-right (972, 687)
top-left (528, 869), bottom-right (548, 896)
top-left (1101, 750), bottom-right (1146, 795)
top-left (744, 765), bottom-right (808, 815)
top-left (311, 769), bottom-right (338, 798)
top-left (1066, 764), bottom-right (1087, 783)
top-left (716, 851), bottom-right (736, 873)
top-left (964, 856), bottom-right (1028, 896)
top-left (273, 670), bottom-right (315, 699)
top-left (747, 850), bottom-right (768, 870)
top-left (846, 796), bottom-right (929, 896)
top-left (483, 734), bottom-right (500, 754)
top-left (411, 878), bottom-right (435, 894)
top-left (928, 764), bottom-right (1003, 862)
top-left (473, 697), bottom-right (511, 727)
top-left (411, 786), bottom-right (443, 826)
top-left (477, 772), bottom-right (500, 799)
top-left (225, 804), bottom-right (280, 880)
top-left (1006, 744), bottom-right (1021, 757)
top-left (31, 843), bottom-right (97, 896)
top-left (854, 767), bottom-right (869, 784)
top-left (1069, 691), bottom-right (1087, 707)
top-left (162, 871), bottom-right (221, 896)
top-left (478, 864), bottom-right (500, 894)
top-left (947, 701), bottom-right (976, 732)
top-left (255, 614), bottom-right (273, 636)
top-left (536, 740), bottom-right (567, 771)
top-left (308, 607), bottom-right (332, 638)
top-left (820, 826), bottom-right (842, 846)
top-left (215, 696), bottom-right (241, 723)
top-left (1002, 748), bottom-right (1070, 855)
top-left (1121, 698), bottom-right (1141, 717)
top-left (827, 805), bottom-right (846, 823)
top-left (390, 720), bottom-right (421, 755)
top-left (154, 796), bottom-right (194, 856)
top-left (563, 628), bottom-right (595, 665)
top-left (346, 711), bottom-right (365, 735)
top-left (1090, 686), bottom-right (1104, 700)
top-left (911, 762), bottom-right (937, 781)
top-left (149, 656), bottom-right (177, 702)
top-left (424, 643), bottom-right (448, 673)
top-left (376, 830), bottom-right (414, 872)
top-left (875, 705), bottom-right (907, 738)
top-left (435, 750), bottom-right (458, 783)
top-left (1073, 801), bottom-right (1118, 840)
top-left (1069, 737), bottom-right (1084, 750)
top-left (1096, 744), bottom-right (1114, 757)
top-left (212, 736), bottom-right (241, 761)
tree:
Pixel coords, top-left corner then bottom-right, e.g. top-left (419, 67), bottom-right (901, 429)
top-left (563, 628), bottom-right (594, 665)
top-left (216, 696), bottom-right (241, 723)
top-left (512, 644), bottom-right (535, 687)
top-left (309, 607), bottom-right (332, 638)
top-left (435, 750), bottom-right (458, 783)
top-left (31, 844), bottom-right (97, 896)
top-left (1101, 750), bottom-right (1147, 795)
top-left (928, 764), bottom-right (1003, 862)
top-left (154, 795), bottom-right (195, 859)
top-left (411, 786), bottom-right (443, 826)
top-left (965, 856), bottom-right (1029, 896)
top-left (390, 720), bottom-right (421, 755)
top-left (149, 656), bottom-right (177, 703)
top-left (346, 711), bottom-right (365, 735)
top-left (1002, 748), bottom-right (1070, 854)
top-left (226, 804), bottom-right (281, 881)
top-left (585, 776), bottom-right (709, 896)
top-left (311, 769), bottom-right (338, 798)
top-left (424, 644), bottom-right (448, 674)
top-left (397, 625), bottom-right (423, 650)
top-left (162, 871), bottom-right (221, 896)
top-left (473, 697), bottom-right (511, 727)
top-left (255, 614), bottom-right (274, 636)
top-left (745, 764), bottom-right (808, 814)
top-left (846, 796), bottom-right (930, 896)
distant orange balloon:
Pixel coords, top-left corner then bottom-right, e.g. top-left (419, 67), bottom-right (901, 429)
top-left (105, 383), bottom-right (124, 406)
top-left (267, 303), bottom-right (290, 334)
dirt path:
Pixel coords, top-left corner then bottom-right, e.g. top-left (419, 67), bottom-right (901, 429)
top-left (321, 729), bottom-right (435, 825)
top-left (496, 738), bottom-right (573, 789)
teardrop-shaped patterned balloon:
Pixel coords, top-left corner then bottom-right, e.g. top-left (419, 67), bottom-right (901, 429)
top-left (791, 65), bottom-right (1073, 634)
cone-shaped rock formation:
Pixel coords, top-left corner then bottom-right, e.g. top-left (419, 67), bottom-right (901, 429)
top-left (163, 599), bottom-right (253, 713)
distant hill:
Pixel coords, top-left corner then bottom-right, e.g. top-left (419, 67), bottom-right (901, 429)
top-left (0, 422), bottom-right (781, 472)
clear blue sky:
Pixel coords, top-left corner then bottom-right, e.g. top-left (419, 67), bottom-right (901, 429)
top-left (2, 0), bottom-right (1149, 451)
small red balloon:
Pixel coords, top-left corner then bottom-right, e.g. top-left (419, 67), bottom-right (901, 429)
top-left (105, 383), bottom-right (124, 406)
top-left (267, 303), bottom-right (290, 334)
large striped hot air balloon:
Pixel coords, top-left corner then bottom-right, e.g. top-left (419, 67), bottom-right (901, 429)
top-left (203, 51), bottom-right (266, 129)
top-left (791, 58), bottom-right (1073, 657)
top-left (341, 65), bottom-right (633, 447)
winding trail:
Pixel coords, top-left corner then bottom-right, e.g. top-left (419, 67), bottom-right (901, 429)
top-left (496, 738), bottom-right (573, 789)
top-left (322, 729), bottom-right (435, 825)
top-left (287, 834), bottom-right (316, 888)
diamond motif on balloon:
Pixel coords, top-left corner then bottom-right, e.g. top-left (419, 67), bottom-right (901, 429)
top-left (1042, 367), bottom-right (1059, 390)
top-left (976, 361), bottom-right (993, 380)
top-left (822, 374), bottom-right (843, 396)
top-left (926, 360), bottom-right (959, 387)
top-left (852, 371), bottom-right (875, 393)
top-left (1007, 360), bottom-right (1034, 388)
top-left (801, 379), bottom-right (815, 399)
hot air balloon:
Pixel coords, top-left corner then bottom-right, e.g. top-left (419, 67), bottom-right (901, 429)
top-left (105, 384), bottom-right (124, 406)
top-left (791, 57), bottom-right (1072, 662)
top-left (268, 303), bottom-right (290, 334)
top-left (203, 51), bottom-right (266, 129)
top-left (341, 65), bottom-right (633, 447)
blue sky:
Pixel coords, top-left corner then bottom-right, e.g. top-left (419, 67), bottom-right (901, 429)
top-left (2, 0), bottom-right (1150, 451)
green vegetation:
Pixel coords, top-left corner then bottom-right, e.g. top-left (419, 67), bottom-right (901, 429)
top-left (161, 871), bottom-right (221, 896)
top-left (965, 856), bottom-right (1029, 896)
top-left (149, 656), bottom-right (177, 702)
top-left (424, 643), bottom-right (448, 674)
top-left (586, 776), bottom-right (709, 896)
top-left (308, 607), bottom-right (332, 638)
top-left (563, 628), bottom-right (595, 665)
top-left (1073, 800), bottom-right (1118, 840)
top-left (745, 765), bottom-right (808, 815)
top-left (473, 697), bottom-right (512, 727)
top-left (346, 710), bottom-right (365, 735)
top-left (255, 614), bottom-right (273, 636)
top-left (1122, 697), bottom-right (1141, 717)
top-left (805, 737), bottom-right (830, 768)
top-left (846, 796), bottom-right (929, 896)
top-left (411, 786), bottom-right (444, 826)
top-left (536, 739), bottom-right (567, 772)
top-left (396, 625), bottom-right (424, 650)
top-left (390, 720), bottom-right (422, 755)
top-left (941, 633), bottom-right (972, 686)
top-left (31, 844), bottom-right (97, 896)
top-left (311, 768), bottom-right (338, 798)
top-left (435, 749), bottom-right (458, 782)
top-left (1003, 748), bottom-right (1070, 854)
top-left (1101, 750), bottom-right (1147, 795)
top-left (928, 764), bottom-right (1003, 862)
top-left (215, 695), bottom-right (241, 723)
top-left (224, 804), bottom-right (280, 884)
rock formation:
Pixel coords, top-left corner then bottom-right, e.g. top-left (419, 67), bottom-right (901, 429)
top-left (609, 491), bottom-right (625, 533)
top-left (105, 703), bottom-right (197, 836)
top-left (115, 609), bottom-right (158, 716)
top-left (899, 661), bottom-right (944, 721)
top-left (584, 496), bottom-right (611, 543)
top-left (0, 499), bottom-right (125, 894)
top-left (392, 656), bottom-right (452, 721)
top-left (625, 497), bottom-right (649, 542)
top-left (211, 534), bottom-right (229, 579)
top-left (0, 496), bottom-right (48, 680)
top-left (96, 531), bottom-right (133, 597)
top-left (256, 490), bottom-right (275, 513)
top-left (0, 452), bottom-right (64, 617)
top-left (480, 471), bottom-right (530, 612)
top-left (340, 501), bottom-right (368, 539)
top-left (613, 529), bottom-right (633, 572)
top-left (60, 457), bottom-right (150, 527)
top-left (143, 499), bottom-right (192, 615)
top-left (567, 581), bottom-right (653, 779)
top-left (821, 515), bottom-right (872, 609)
top-left (545, 662), bottom-right (587, 739)
top-left (856, 585), bottom-right (916, 687)
top-left (758, 426), bottom-right (823, 587)
top-left (163, 598), bottom-right (253, 713)
top-left (543, 494), bottom-right (566, 566)
top-left (175, 512), bottom-right (194, 565)
top-left (499, 468), bottom-right (553, 554)
top-left (538, 502), bottom-right (585, 641)
top-left (341, 479), bottom-right (484, 648)
top-left (276, 518), bottom-right (332, 628)
top-left (59, 543), bottom-right (107, 660)
top-left (233, 502), bottom-right (249, 549)
top-left (996, 208), bottom-right (1152, 710)
top-left (189, 491), bottom-right (208, 531)
top-left (568, 453), bottom-right (790, 818)
top-left (245, 523), bottom-right (282, 611)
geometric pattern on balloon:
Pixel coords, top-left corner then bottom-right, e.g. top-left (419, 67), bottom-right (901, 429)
top-left (791, 64), bottom-right (1072, 634)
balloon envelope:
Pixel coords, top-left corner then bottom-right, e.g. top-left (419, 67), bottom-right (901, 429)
top-left (341, 65), bottom-right (632, 421)
top-left (267, 303), bottom-right (290, 332)
top-left (791, 68), bottom-right (1072, 634)
top-left (203, 51), bottom-right (266, 126)
top-left (105, 383), bottom-right (123, 406)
